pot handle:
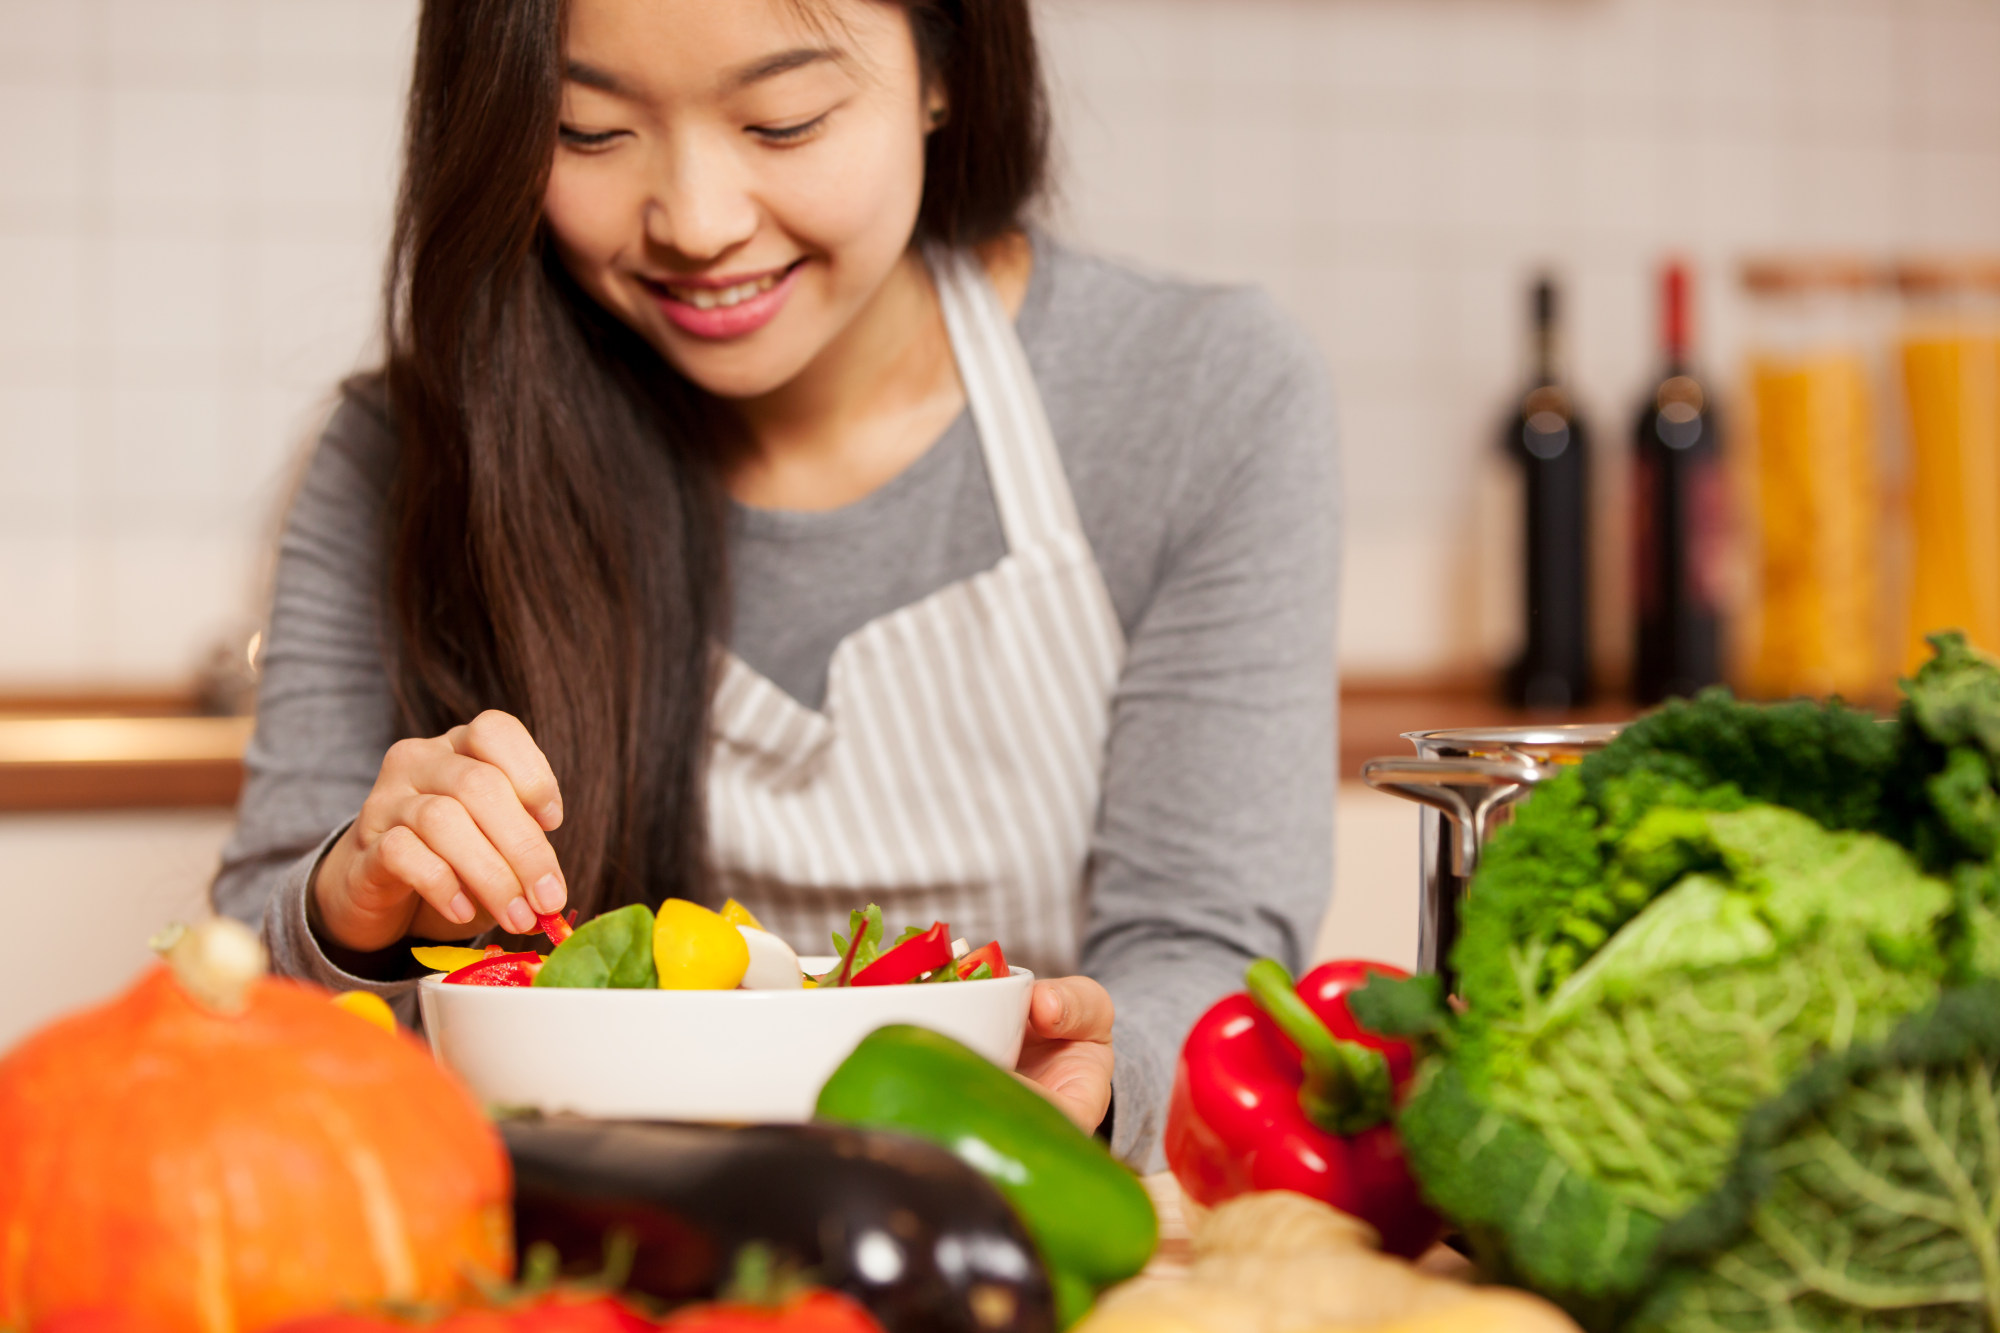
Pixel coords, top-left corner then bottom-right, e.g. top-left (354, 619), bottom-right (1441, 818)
top-left (1360, 756), bottom-right (1543, 878)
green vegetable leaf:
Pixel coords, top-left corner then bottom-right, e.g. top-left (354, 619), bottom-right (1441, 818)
top-left (532, 903), bottom-right (657, 989)
top-left (1636, 981), bottom-right (2000, 1332)
top-left (1346, 971), bottom-right (1446, 1040)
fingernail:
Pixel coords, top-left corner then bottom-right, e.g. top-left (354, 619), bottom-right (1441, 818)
top-left (504, 899), bottom-right (537, 935)
top-left (530, 873), bottom-right (565, 914)
top-left (538, 798), bottom-right (564, 828)
top-left (448, 892), bottom-right (474, 924)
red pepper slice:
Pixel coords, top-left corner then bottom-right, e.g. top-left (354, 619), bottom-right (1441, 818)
top-left (537, 912), bottom-right (574, 947)
top-left (443, 951), bottom-right (544, 986)
top-left (1163, 958), bottom-right (1439, 1258)
top-left (850, 922), bottom-right (953, 986)
top-left (953, 941), bottom-right (1010, 980)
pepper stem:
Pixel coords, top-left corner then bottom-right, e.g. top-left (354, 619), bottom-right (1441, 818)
top-left (1245, 959), bottom-right (1392, 1136)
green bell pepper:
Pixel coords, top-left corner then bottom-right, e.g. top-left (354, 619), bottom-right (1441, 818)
top-left (814, 1024), bottom-right (1157, 1327)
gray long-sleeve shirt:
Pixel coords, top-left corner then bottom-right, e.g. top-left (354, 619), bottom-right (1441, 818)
top-left (213, 233), bottom-right (1340, 1169)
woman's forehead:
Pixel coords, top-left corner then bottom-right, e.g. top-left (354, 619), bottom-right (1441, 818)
top-left (562, 0), bottom-right (900, 101)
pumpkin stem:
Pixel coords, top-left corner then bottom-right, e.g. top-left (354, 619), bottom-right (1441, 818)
top-left (164, 917), bottom-right (268, 1014)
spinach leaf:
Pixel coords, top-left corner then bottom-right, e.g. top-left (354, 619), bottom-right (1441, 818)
top-left (533, 903), bottom-right (658, 989)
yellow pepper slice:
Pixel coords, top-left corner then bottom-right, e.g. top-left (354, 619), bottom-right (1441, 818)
top-left (720, 898), bottom-right (765, 931)
top-left (654, 899), bottom-right (751, 989)
top-left (331, 990), bottom-right (398, 1033)
top-left (412, 945), bottom-right (490, 973)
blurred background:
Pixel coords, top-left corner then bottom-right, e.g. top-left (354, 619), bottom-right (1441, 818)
top-left (4, 0), bottom-right (1998, 1043)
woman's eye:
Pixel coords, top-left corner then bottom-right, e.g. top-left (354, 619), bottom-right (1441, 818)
top-left (749, 113), bottom-right (829, 145)
top-left (558, 125), bottom-right (626, 150)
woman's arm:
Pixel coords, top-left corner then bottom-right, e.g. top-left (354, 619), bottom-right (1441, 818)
top-left (1079, 291), bottom-right (1340, 1170)
top-left (210, 385), bottom-right (417, 1004)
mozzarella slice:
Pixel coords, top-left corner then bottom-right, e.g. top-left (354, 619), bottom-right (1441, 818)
top-left (737, 925), bottom-right (804, 989)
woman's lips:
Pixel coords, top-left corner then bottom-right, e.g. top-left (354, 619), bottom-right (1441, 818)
top-left (643, 261), bottom-right (803, 341)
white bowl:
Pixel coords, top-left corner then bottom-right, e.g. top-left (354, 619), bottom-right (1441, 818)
top-left (418, 958), bottom-right (1035, 1123)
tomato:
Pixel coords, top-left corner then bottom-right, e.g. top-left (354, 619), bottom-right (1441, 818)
top-left (658, 1291), bottom-right (884, 1333)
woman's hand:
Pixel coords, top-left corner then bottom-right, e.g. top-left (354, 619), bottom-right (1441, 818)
top-left (1017, 976), bottom-right (1115, 1133)
top-left (312, 710), bottom-right (568, 953)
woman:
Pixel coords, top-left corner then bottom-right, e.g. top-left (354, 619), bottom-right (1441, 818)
top-left (215, 0), bottom-right (1337, 1169)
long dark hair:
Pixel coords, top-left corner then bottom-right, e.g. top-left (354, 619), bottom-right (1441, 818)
top-left (380, 0), bottom-right (1049, 917)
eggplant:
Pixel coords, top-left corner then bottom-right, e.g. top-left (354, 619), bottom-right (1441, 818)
top-left (502, 1117), bottom-right (1057, 1333)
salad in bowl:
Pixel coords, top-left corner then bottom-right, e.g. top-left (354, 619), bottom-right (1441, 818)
top-left (413, 899), bottom-right (1032, 1123)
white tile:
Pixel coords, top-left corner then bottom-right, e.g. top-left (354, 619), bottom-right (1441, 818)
top-left (107, 88), bottom-right (232, 211)
top-left (105, 0), bottom-right (231, 83)
top-left (0, 234), bottom-right (85, 356)
top-left (100, 532), bottom-right (249, 678)
top-left (249, 237), bottom-right (382, 386)
top-left (0, 87), bottom-right (91, 210)
top-left (0, 534), bottom-right (89, 679)
top-left (1789, 3), bottom-right (1899, 140)
top-left (0, 382), bottom-right (83, 526)
top-left (1326, 123), bottom-right (1455, 231)
top-left (104, 384), bottom-right (228, 516)
top-left (251, 88), bottom-right (402, 217)
top-left (1339, 519), bottom-right (1465, 673)
top-left (107, 234), bottom-right (229, 357)
top-left (1908, 148), bottom-right (2000, 249)
top-left (1453, 125), bottom-right (1549, 235)
top-left (252, 0), bottom-right (419, 89)
top-left (0, 0), bottom-right (94, 80)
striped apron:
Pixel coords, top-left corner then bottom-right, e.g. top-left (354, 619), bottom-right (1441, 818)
top-left (705, 246), bottom-right (1126, 979)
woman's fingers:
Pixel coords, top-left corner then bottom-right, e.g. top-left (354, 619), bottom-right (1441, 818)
top-left (1028, 976), bottom-right (1115, 1042)
top-left (422, 750), bottom-right (567, 916)
top-left (387, 723), bottom-right (566, 920)
top-left (1018, 977), bottom-right (1116, 1131)
top-left (448, 710), bottom-right (565, 831)
top-left (395, 791), bottom-right (540, 935)
top-left (368, 823), bottom-right (475, 926)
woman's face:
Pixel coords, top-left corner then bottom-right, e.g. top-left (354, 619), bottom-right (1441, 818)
top-left (544, 0), bottom-right (938, 402)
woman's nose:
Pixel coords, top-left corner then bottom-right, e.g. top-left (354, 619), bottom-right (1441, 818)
top-left (644, 135), bottom-right (759, 264)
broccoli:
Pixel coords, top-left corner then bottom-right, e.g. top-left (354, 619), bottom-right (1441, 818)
top-left (1353, 634), bottom-right (2000, 1331)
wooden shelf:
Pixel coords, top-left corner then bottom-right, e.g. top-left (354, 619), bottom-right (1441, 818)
top-left (0, 715), bottom-right (253, 812)
top-left (0, 680), bottom-right (1643, 811)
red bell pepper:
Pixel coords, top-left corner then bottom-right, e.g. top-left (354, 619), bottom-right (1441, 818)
top-left (537, 911), bottom-right (576, 946)
top-left (952, 941), bottom-right (1009, 980)
top-left (850, 922), bottom-right (953, 986)
top-left (444, 951), bottom-right (545, 986)
top-left (1163, 958), bottom-right (1439, 1258)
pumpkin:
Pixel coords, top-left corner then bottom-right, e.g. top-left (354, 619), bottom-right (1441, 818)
top-left (0, 919), bottom-right (512, 1333)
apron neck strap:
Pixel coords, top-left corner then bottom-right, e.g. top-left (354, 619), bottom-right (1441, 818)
top-left (927, 244), bottom-right (1082, 552)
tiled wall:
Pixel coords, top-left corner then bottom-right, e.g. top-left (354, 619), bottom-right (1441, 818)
top-left (4, 0), bottom-right (1998, 686)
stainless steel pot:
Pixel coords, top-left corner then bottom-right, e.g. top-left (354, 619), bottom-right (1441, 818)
top-left (1361, 723), bottom-right (1623, 989)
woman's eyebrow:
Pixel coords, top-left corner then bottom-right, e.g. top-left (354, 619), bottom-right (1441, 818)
top-left (565, 59), bottom-right (629, 94)
top-left (563, 48), bottom-right (839, 99)
top-left (727, 46), bottom-right (839, 90)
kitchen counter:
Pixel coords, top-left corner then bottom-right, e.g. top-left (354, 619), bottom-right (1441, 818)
top-left (0, 679), bottom-right (1643, 813)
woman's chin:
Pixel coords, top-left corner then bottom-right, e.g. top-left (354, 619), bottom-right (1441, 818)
top-left (651, 330), bottom-right (817, 404)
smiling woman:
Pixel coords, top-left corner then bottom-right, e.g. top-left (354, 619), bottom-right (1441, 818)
top-left (213, 0), bottom-right (1338, 1169)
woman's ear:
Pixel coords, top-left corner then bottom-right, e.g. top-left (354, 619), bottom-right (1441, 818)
top-left (926, 86), bottom-right (948, 130)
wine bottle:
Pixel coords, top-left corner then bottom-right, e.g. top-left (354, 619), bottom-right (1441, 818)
top-left (1503, 276), bottom-right (1593, 708)
top-left (1632, 260), bottom-right (1723, 703)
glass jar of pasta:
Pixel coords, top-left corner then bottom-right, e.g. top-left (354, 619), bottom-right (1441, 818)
top-left (1895, 258), bottom-right (2000, 672)
top-left (1737, 259), bottom-right (1895, 702)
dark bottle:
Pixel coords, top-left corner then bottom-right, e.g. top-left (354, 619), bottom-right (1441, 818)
top-left (1632, 260), bottom-right (1723, 703)
top-left (1503, 276), bottom-right (1593, 709)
